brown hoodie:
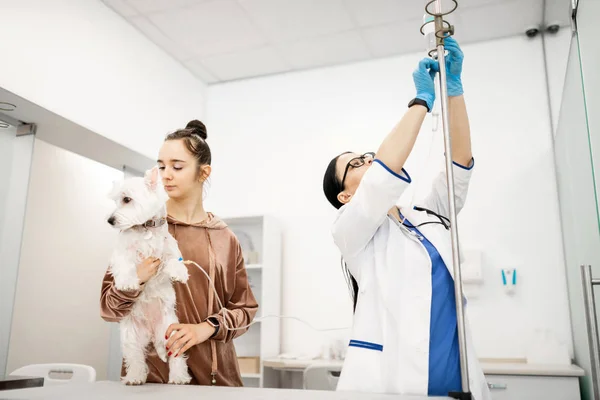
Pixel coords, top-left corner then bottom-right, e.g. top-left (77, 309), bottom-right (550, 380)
top-left (100, 213), bottom-right (259, 386)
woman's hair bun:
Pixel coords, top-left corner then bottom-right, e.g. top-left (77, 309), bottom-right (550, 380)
top-left (185, 119), bottom-right (207, 140)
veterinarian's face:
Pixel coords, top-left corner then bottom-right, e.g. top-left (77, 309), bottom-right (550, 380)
top-left (157, 139), bottom-right (210, 199)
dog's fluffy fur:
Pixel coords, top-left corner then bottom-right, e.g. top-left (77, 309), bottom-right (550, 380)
top-left (107, 167), bottom-right (191, 385)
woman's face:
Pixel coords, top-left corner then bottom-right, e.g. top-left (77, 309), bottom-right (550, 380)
top-left (157, 139), bottom-right (210, 199)
top-left (336, 152), bottom-right (374, 205)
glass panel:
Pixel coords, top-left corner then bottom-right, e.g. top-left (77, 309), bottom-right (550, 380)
top-left (577, 0), bottom-right (600, 236)
top-left (573, 1), bottom-right (600, 397)
top-left (554, 22), bottom-right (600, 400)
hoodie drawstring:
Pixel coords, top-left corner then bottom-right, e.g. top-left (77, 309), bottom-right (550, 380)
top-left (205, 228), bottom-right (219, 385)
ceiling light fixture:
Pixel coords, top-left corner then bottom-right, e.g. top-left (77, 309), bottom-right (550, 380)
top-left (0, 102), bottom-right (17, 111)
top-left (0, 122), bottom-right (9, 128)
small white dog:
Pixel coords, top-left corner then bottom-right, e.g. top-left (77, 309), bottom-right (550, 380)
top-left (107, 167), bottom-right (191, 385)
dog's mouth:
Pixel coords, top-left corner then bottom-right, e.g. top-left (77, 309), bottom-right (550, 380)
top-left (107, 212), bottom-right (167, 231)
top-left (106, 213), bottom-right (134, 230)
top-left (107, 218), bottom-right (130, 229)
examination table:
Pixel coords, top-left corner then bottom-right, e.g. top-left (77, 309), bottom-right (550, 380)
top-left (0, 381), bottom-right (452, 400)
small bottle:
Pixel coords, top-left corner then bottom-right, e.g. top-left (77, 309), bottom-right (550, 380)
top-left (423, 14), bottom-right (436, 54)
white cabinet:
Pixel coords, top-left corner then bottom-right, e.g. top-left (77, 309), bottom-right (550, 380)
top-left (483, 363), bottom-right (584, 400)
top-left (485, 375), bottom-right (580, 400)
top-left (225, 215), bottom-right (282, 388)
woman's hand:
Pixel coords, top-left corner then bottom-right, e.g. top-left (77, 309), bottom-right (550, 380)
top-left (413, 58), bottom-right (439, 113)
top-left (136, 256), bottom-right (160, 284)
top-left (443, 37), bottom-right (464, 96)
top-left (165, 322), bottom-right (216, 357)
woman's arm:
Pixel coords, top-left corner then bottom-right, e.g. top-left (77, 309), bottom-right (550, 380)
top-left (100, 257), bottom-right (159, 322)
top-left (449, 95), bottom-right (473, 167)
top-left (99, 270), bottom-right (142, 322)
top-left (377, 59), bottom-right (436, 174)
top-left (420, 37), bottom-right (474, 217)
top-left (445, 36), bottom-right (472, 168)
top-left (332, 58), bottom-right (438, 259)
top-left (205, 245), bottom-right (259, 343)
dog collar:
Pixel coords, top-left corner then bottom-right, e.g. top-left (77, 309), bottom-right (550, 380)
top-left (140, 217), bottom-right (167, 228)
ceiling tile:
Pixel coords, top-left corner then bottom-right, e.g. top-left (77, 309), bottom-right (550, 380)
top-left (128, 16), bottom-right (196, 60)
top-left (125, 0), bottom-right (209, 15)
top-left (362, 19), bottom-right (426, 58)
top-left (147, 1), bottom-right (267, 59)
top-left (344, 0), bottom-right (424, 27)
top-left (102, 0), bottom-right (139, 17)
top-left (238, 0), bottom-right (356, 43)
top-left (456, 0), bottom-right (543, 44)
top-left (108, 0), bottom-right (549, 84)
top-left (458, 0), bottom-right (505, 7)
top-left (198, 46), bottom-right (290, 81)
top-left (279, 30), bottom-right (371, 69)
top-left (184, 59), bottom-right (221, 83)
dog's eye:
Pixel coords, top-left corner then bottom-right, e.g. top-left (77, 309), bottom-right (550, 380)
top-left (123, 197), bottom-right (132, 204)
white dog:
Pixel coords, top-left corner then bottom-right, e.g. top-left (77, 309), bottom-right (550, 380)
top-left (107, 167), bottom-right (191, 385)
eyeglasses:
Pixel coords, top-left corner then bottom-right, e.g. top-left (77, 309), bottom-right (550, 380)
top-left (340, 152), bottom-right (375, 190)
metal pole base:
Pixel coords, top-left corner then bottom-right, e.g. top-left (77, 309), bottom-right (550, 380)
top-left (449, 391), bottom-right (473, 400)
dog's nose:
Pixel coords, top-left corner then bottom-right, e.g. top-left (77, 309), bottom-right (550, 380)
top-left (107, 216), bottom-right (116, 226)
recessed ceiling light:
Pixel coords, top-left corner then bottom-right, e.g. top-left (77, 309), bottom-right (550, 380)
top-left (0, 102), bottom-right (16, 111)
top-left (0, 122), bottom-right (9, 129)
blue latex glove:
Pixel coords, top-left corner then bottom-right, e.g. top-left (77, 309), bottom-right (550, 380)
top-left (443, 37), bottom-right (464, 96)
top-left (413, 58), bottom-right (439, 113)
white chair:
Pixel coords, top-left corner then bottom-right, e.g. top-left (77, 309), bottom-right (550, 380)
top-left (303, 364), bottom-right (342, 391)
top-left (9, 363), bottom-right (96, 386)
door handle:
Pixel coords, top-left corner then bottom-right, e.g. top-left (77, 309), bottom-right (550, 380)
top-left (581, 265), bottom-right (600, 400)
top-left (487, 382), bottom-right (507, 390)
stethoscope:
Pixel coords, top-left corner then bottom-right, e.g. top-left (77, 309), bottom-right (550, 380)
top-left (398, 206), bottom-right (451, 231)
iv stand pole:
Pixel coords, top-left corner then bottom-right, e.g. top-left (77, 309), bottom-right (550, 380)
top-left (425, 1), bottom-right (471, 398)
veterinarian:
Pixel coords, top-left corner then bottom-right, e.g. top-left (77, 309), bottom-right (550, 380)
top-left (321, 38), bottom-right (490, 399)
top-left (100, 119), bottom-right (258, 386)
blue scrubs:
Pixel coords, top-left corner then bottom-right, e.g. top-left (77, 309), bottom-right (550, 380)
top-left (401, 214), bottom-right (461, 396)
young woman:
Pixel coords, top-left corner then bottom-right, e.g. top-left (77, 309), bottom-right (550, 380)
top-left (322, 38), bottom-right (490, 399)
top-left (101, 120), bottom-right (258, 386)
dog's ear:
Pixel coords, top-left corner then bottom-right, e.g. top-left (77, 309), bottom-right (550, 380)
top-left (144, 166), bottom-right (159, 191)
top-left (108, 180), bottom-right (121, 198)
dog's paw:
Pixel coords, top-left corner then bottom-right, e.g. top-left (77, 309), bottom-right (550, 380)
top-left (168, 369), bottom-right (192, 385)
top-left (114, 275), bottom-right (141, 292)
top-left (121, 375), bottom-right (147, 386)
top-left (115, 282), bottom-right (141, 292)
top-left (121, 362), bottom-right (148, 385)
top-left (168, 262), bottom-right (189, 284)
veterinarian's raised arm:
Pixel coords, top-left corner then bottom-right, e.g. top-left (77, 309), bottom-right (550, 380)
top-left (100, 270), bottom-right (143, 322)
top-left (206, 244), bottom-right (259, 342)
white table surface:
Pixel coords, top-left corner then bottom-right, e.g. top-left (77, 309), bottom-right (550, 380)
top-left (262, 358), bottom-right (585, 377)
top-left (0, 381), bottom-right (450, 400)
top-left (479, 362), bottom-right (585, 377)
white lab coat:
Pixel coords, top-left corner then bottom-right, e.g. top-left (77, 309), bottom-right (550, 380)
top-left (332, 159), bottom-right (491, 400)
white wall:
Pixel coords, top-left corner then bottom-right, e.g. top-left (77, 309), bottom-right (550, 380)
top-left (0, 0), bottom-right (207, 159)
top-left (553, 25), bottom-right (599, 400)
top-left (545, 28), bottom-right (573, 134)
top-left (0, 127), bottom-right (15, 237)
top-left (205, 35), bottom-right (572, 360)
top-left (6, 139), bottom-right (123, 380)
